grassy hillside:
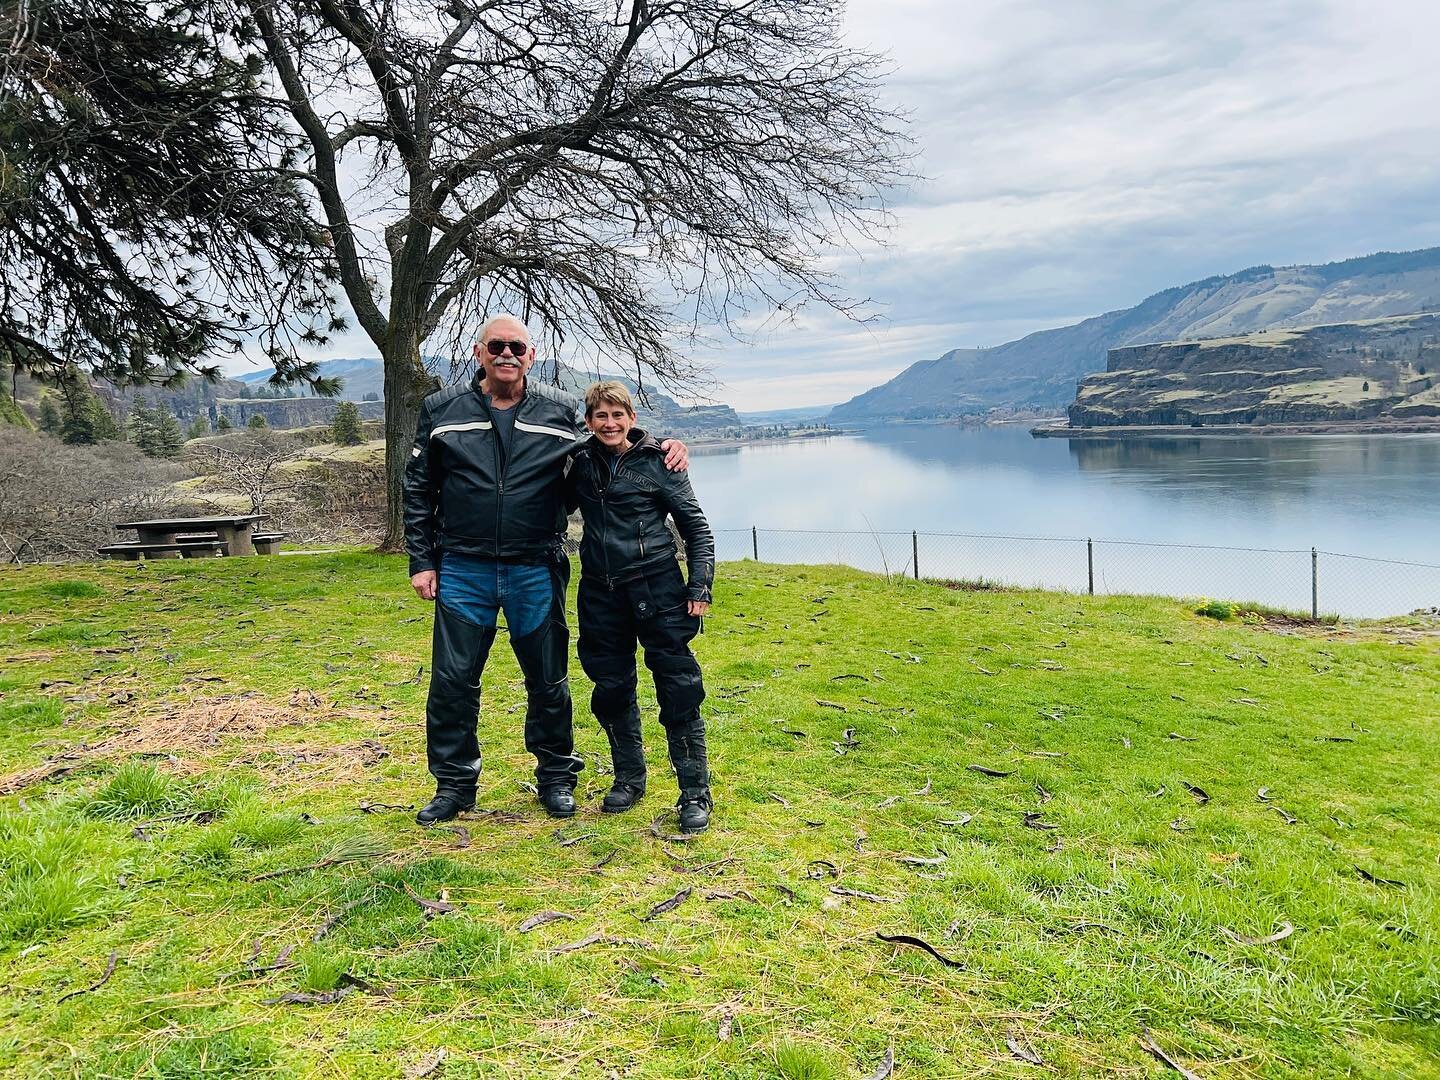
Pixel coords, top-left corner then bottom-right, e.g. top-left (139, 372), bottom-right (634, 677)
top-left (0, 556), bottom-right (1436, 1078)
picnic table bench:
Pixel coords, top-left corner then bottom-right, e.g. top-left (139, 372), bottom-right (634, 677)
top-left (104, 514), bottom-right (266, 560)
top-left (98, 540), bottom-right (228, 560)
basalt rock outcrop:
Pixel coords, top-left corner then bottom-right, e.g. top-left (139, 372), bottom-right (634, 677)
top-left (1068, 313), bottom-right (1440, 427)
top-left (831, 247), bottom-right (1440, 423)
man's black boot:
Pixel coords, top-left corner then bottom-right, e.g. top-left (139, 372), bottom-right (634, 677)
top-left (665, 718), bottom-right (713, 833)
top-left (416, 792), bottom-right (474, 826)
top-left (539, 786), bottom-right (577, 818)
top-left (598, 713), bottom-right (647, 814)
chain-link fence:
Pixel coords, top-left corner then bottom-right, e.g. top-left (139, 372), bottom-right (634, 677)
top-left (712, 527), bottom-right (1440, 619)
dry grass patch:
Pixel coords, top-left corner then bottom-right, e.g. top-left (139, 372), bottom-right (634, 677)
top-left (0, 693), bottom-right (315, 794)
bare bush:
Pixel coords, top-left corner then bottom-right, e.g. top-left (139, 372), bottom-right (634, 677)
top-left (185, 430), bottom-right (301, 517)
top-left (286, 457), bottom-right (386, 546)
top-left (0, 428), bottom-right (186, 563)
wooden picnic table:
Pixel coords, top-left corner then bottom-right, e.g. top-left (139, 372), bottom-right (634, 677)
top-left (113, 514), bottom-right (265, 556)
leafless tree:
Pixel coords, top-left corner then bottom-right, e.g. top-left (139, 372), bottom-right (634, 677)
top-left (187, 430), bottom-right (301, 516)
top-left (245, 0), bottom-right (909, 548)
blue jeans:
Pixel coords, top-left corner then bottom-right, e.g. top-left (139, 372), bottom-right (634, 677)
top-left (438, 554), bottom-right (554, 637)
top-left (426, 553), bottom-right (580, 794)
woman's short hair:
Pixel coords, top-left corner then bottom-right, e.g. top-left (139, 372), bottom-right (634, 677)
top-left (584, 380), bottom-right (635, 417)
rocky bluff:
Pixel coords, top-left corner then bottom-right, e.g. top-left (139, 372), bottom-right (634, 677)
top-left (1068, 313), bottom-right (1440, 427)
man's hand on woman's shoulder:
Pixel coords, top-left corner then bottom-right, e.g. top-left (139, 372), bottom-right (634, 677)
top-left (660, 438), bottom-right (689, 471)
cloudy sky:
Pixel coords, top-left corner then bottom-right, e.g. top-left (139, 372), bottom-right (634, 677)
top-left (232, 0), bottom-right (1440, 411)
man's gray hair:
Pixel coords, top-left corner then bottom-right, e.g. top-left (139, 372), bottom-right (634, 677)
top-left (479, 313), bottom-right (532, 343)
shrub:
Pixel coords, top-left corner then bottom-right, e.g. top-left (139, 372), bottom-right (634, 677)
top-left (0, 427), bottom-right (186, 564)
top-left (1195, 599), bottom-right (1234, 620)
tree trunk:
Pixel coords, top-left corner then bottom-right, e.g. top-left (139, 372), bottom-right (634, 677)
top-left (378, 327), bottom-right (437, 553)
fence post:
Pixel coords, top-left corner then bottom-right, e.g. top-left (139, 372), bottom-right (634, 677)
top-left (1087, 538), bottom-right (1094, 596)
top-left (912, 531), bottom-right (920, 580)
top-left (752, 525), bottom-right (759, 562)
top-left (1311, 547), bottom-right (1318, 619)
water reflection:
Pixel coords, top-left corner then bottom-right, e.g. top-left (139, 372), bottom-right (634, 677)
top-left (685, 425), bottom-right (1440, 614)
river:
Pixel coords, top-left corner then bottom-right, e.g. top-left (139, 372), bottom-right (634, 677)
top-left (684, 425), bottom-right (1440, 617)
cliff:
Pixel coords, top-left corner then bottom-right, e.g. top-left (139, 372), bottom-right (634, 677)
top-left (1067, 313), bottom-right (1440, 427)
top-left (831, 247), bottom-right (1440, 423)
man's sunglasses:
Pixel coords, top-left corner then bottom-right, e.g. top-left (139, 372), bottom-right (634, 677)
top-left (484, 339), bottom-right (529, 357)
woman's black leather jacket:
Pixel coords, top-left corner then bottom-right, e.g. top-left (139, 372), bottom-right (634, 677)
top-left (568, 429), bottom-right (715, 602)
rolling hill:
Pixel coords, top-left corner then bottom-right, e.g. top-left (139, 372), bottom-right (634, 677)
top-left (236, 357), bottom-right (741, 431)
top-left (830, 248), bottom-right (1440, 423)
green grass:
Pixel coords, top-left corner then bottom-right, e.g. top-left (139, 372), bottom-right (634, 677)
top-left (0, 552), bottom-right (1436, 1077)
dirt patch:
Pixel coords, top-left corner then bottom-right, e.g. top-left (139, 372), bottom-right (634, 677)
top-left (1244, 611), bottom-right (1440, 644)
top-left (0, 692), bottom-right (319, 795)
top-left (934, 578), bottom-right (1004, 592)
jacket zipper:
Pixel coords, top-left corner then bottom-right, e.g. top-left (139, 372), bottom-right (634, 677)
top-left (596, 453), bottom-right (612, 587)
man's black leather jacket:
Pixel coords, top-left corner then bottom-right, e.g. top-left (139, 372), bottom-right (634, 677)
top-left (568, 429), bottom-right (714, 603)
top-left (404, 372), bottom-right (582, 574)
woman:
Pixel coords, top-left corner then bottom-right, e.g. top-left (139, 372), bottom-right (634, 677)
top-left (569, 381), bottom-right (716, 832)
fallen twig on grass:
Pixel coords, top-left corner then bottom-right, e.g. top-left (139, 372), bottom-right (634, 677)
top-left (472, 808), bottom-right (525, 823)
top-left (705, 890), bottom-right (758, 903)
top-left (312, 898), bottom-right (368, 943)
top-left (640, 887), bottom-right (692, 921)
top-left (550, 933), bottom-right (604, 955)
top-left (1356, 866), bottom-right (1406, 888)
top-left (250, 836), bottom-right (388, 881)
top-left (403, 883), bottom-right (456, 921)
top-left (1022, 812), bottom-right (1058, 831)
top-left (263, 972), bottom-right (388, 1007)
top-left (403, 1048), bottom-right (447, 1078)
top-left (1185, 784), bottom-right (1210, 804)
top-left (1138, 1029), bottom-right (1201, 1079)
top-left (649, 817), bottom-right (696, 842)
top-left (896, 852), bottom-right (947, 867)
top-left (830, 886), bottom-right (897, 903)
top-left (57, 951), bottom-right (117, 1004)
top-left (938, 814), bottom-right (972, 827)
top-left (868, 1044), bottom-right (895, 1079)
top-left (519, 911), bottom-right (574, 932)
top-left (875, 932), bottom-right (963, 969)
top-left (1221, 922), bottom-right (1295, 946)
top-left (1006, 1033), bottom-right (1044, 1065)
top-left (966, 764), bottom-right (1012, 778)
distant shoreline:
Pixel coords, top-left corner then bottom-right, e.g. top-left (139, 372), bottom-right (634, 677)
top-left (688, 429), bottom-right (845, 452)
top-left (1030, 418), bottom-right (1440, 439)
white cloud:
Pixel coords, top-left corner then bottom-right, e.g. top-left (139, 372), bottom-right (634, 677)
top-left (224, 0), bottom-right (1440, 411)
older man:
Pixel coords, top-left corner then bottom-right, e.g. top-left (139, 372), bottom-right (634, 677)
top-left (403, 315), bottom-right (687, 824)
